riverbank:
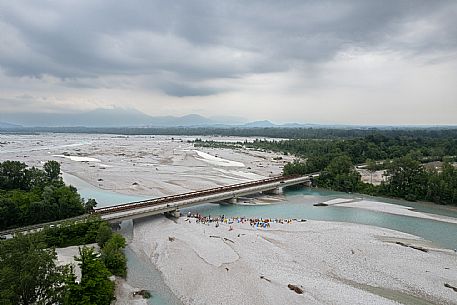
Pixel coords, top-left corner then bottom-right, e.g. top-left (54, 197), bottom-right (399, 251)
top-left (130, 215), bottom-right (457, 305)
top-left (320, 198), bottom-right (457, 224)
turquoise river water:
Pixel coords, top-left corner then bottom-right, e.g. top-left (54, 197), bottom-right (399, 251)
top-left (65, 176), bottom-right (457, 305)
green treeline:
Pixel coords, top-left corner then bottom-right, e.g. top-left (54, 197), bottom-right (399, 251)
top-left (0, 160), bottom-right (95, 230)
top-left (381, 157), bottom-right (457, 204)
top-left (246, 134), bottom-right (457, 164)
top-left (4, 126), bottom-right (457, 139)
top-left (0, 219), bottom-right (127, 305)
top-left (195, 133), bottom-right (457, 205)
top-left (278, 139), bottom-right (457, 205)
top-left (292, 154), bottom-right (457, 204)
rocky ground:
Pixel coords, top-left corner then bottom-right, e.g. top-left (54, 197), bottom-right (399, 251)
top-left (130, 216), bottom-right (457, 305)
top-left (0, 133), bottom-right (294, 196)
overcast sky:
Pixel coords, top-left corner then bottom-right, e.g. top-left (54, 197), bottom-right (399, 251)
top-left (1, 0), bottom-right (456, 125)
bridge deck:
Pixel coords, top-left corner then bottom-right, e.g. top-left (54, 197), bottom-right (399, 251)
top-left (1, 175), bottom-right (315, 236)
top-left (96, 175), bottom-right (314, 222)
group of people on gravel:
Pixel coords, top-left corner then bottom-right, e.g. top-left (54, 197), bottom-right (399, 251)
top-left (185, 211), bottom-right (305, 229)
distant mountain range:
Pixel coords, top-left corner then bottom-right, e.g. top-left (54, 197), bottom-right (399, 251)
top-left (0, 108), bottom-right (314, 128)
top-left (0, 121), bottom-right (22, 128)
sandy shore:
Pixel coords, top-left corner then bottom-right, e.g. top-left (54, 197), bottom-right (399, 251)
top-left (130, 216), bottom-right (457, 305)
top-left (323, 198), bottom-right (457, 224)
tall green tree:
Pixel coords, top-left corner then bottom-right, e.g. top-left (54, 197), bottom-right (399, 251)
top-left (0, 161), bottom-right (88, 230)
top-left (426, 161), bottom-right (457, 205)
top-left (64, 246), bottom-right (115, 305)
top-left (43, 161), bottom-right (61, 181)
top-left (366, 158), bottom-right (377, 184)
top-left (0, 233), bottom-right (70, 305)
top-left (317, 155), bottom-right (361, 192)
top-left (381, 155), bottom-right (428, 201)
top-left (84, 198), bottom-right (98, 213)
top-left (0, 161), bottom-right (29, 190)
top-left (96, 222), bottom-right (113, 248)
top-left (100, 233), bottom-right (127, 277)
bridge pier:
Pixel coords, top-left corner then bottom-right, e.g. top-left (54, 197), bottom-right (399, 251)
top-left (218, 197), bottom-right (238, 204)
top-left (164, 209), bottom-right (181, 218)
top-left (263, 187), bottom-right (281, 195)
top-left (304, 180), bottom-right (313, 187)
top-left (229, 197), bottom-right (238, 204)
top-left (110, 221), bottom-right (121, 230)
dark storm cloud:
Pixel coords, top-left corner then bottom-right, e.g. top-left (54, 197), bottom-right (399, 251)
top-left (0, 0), bottom-right (456, 96)
top-left (160, 82), bottom-right (222, 97)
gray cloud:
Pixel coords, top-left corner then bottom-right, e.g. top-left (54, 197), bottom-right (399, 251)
top-left (160, 83), bottom-right (222, 97)
top-left (1, 2), bottom-right (456, 86)
top-left (0, 0), bottom-right (456, 124)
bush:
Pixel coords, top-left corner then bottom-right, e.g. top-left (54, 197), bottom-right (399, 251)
top-left (42, 217), bottom-right (102, 248)
top-left (405, 194), bottom-right (417, 202)
top-left (96, 222), bottom-right (113, 248)
top-left (100, 233), bottom-right (127, 277)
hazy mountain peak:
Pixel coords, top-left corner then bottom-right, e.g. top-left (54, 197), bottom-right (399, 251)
top-left (0, 108), bottom-right (309, 128)
top-left (0, 121), bottom-right (22, 128)
top-left (243, 120), bottom-right (276, 127)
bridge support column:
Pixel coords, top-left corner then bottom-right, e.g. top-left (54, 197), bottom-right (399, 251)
top-left (229, 197), bottom-right (238, 204)
top-left (164, 209), bottom-right (181, 218)
top-left (172, 209), bottom-right (181, 218)
top-left (304, 180), bottom-right (312, 187)
top-left (263, 187), bottom-right (281, 195)
top-left (110, 222), bottom-right (121, 230)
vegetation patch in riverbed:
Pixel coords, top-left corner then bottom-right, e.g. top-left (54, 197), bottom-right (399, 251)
top-left (0, 219), bottom-right (127, 305)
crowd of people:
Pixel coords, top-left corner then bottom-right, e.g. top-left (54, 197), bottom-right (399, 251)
top-left (185, 212), bottom-right (306, 229)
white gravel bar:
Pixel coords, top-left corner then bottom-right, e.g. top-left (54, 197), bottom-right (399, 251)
top-left (0, 134), bottom-right (294, 197)
top-left (333, 199), bottom-right (457, 224)
top-left (130, 216), bottom-right (457, 305)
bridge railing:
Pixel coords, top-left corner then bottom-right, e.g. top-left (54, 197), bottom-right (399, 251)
top-left (0, 214), bottom-right (90, 236)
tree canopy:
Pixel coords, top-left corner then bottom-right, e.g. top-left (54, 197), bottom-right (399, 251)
top-left (0, 233), bottom-right (71, 305)
top-left (0, 161), bottom-right (96, 230)
top-left (64, 246), bottom-right (115, 305)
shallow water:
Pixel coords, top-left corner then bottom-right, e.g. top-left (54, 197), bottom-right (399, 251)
top-left (62, 172), bottom-right (149, 207)
top-left (67, 180), bottom-right (457, 304)
top-left (182, 188), bottom-right (457, 250)
top-left (118, 219), bottom-right (183, 305)
top-left (123, 246), bottom-right (183, 305)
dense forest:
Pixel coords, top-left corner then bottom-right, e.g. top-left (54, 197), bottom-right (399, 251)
top-left (0, 160), bottom-right (95, 230)
top-left (3, 126), bottom-right (457, 139)
top-left (196, 133), bottom-right (457, 164)
top-left (0, 219), bottom-right (127, 305)
top-left (0, 160), bottom-right (129, 304)
top-left (195, 133), bottom-right (457, 205)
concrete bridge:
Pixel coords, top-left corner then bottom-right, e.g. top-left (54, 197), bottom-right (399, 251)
top-left (0, 175), bottom-right (315, 237)
top-left (95, 175), bottom-right (316, 223)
